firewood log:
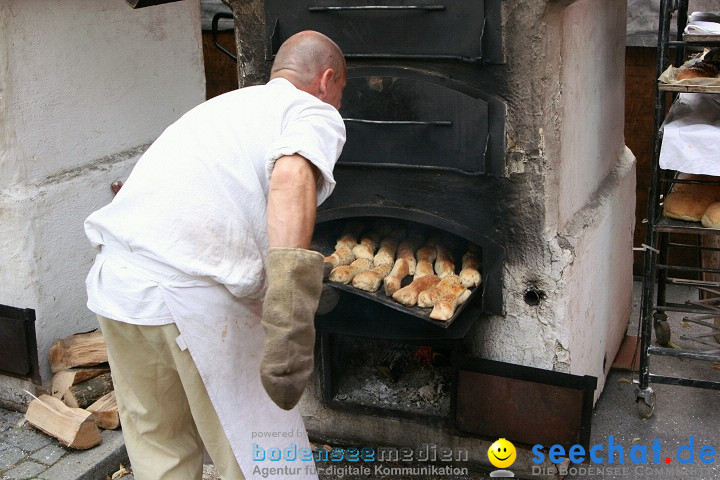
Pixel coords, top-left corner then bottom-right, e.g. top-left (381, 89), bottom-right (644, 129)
top-left (87, 391), bottom-right (120, 430)
top-left (62, 373), bottom-right (113, 409)
top-left (51, 365), bottom-right (111, 399)
top-left (25, 395), bottom-right (101, 450)
top-left (376, 343), bottom-right (416, 382)
top-left (48, 330), bottom-right (108, 373)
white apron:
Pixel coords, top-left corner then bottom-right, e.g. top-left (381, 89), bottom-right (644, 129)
top-left (92, 247), bottom-right (319, 480)
top-left (160, 282), bottom-right (319, 480)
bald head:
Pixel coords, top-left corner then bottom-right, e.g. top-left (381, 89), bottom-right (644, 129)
top-left (271, 31), bottom-right (346, 108)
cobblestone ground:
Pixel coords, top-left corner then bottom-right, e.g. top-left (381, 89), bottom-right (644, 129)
top-left (2, 405), bottom-right (483, 480)
top-left (0, 409), bottom-right (77, 480)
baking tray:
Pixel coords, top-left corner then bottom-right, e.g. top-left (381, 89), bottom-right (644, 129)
top-left (325, 279), bottom-right (483, 329)
top-left (313, 223), bottom-right (484, 329)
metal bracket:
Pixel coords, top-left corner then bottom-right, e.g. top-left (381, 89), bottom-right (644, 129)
top-left (212, 13), bottom-right (237, 62)
top-left (635, 386), bottom-right (656, 407)
top-left (633, 244), bottom-right (660, 254)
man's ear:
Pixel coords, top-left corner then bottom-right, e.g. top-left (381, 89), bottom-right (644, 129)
top-left (318, 68), bottom-right (335, 99)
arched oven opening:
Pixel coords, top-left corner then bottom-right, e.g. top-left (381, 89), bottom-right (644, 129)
top-left (311, 213), bottom-right (504, 421)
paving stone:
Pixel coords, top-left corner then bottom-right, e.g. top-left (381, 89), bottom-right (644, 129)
top-left (0, 444), bottom-right (26, 471)
top-left (0, 426), bottom-right (51, 453)
top-left (2, 460), bottom-right (46, 479)
top-left (0, 412), bottom-right (23, 434)
top-left (38, 429), bottom-right (127, 480)
top-left (30, 443), bottom-right (67, 466)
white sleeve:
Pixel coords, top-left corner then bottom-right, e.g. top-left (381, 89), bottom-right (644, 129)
top-left (265, 100), bottom-right (346, 205)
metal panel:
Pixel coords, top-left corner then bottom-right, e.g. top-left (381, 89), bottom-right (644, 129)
top-left (453, 357), bottom-right (597, 450)
top-left (339, 74), bottom-right (491, 174)
top-left (0, 305), bottom-right (39, 381)
top-left (265, 0), bottom-right (489, 61)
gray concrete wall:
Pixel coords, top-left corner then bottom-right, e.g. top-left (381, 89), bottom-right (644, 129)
top-left (0, 0), bottom-right (205, 404)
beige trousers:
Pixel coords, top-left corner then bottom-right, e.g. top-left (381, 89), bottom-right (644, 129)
top-left (97, 315), bottom-right (245, 480)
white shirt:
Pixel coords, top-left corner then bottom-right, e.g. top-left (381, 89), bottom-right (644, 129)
top-left (85, 78), bottom-right (346, 325)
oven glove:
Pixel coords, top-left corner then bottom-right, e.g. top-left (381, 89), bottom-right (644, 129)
top-left (260, 247), bottom-right (324, 410)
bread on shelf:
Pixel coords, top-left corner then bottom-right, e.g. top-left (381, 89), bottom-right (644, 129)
top-left (663, 191), bottom-right (716, 222)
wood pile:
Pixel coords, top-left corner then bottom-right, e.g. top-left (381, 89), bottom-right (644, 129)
top-left (25, 330), bottom-right (119, 450)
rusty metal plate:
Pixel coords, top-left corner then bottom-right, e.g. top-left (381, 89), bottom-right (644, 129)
top-left (454, 358), bottom-right (597, 449)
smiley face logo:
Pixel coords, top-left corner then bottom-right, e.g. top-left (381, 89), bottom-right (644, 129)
top-left (488, 438), bottom-right (516, 469)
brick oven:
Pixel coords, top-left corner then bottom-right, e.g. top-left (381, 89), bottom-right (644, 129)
top-left (224, 0), bottom-right (635, 473)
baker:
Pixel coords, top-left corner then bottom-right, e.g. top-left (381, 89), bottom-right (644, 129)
top-left (83, 30), bottom-right (346, 480)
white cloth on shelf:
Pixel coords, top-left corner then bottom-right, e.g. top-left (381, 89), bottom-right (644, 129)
top-left (685, 12), bottom-right (720, 34)
top-left (685, 20), bottom-right (720, 35)
top-left (660, 93), bottom-right (720, 175)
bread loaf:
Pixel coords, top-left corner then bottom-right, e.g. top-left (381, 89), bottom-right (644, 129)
top-left (383, 259), bottom-right (410, 296)
top-left (374, 238), bottom-right (399, 266)
top-left (324, 245), bottom-right (355, 268)
top-left (414, 245), bottom-right (437, 279)
top-left (663, 191), bottom-right (716, 222)
top-left (676, 62), bottom-right (719, 80)
top-left (352, 263), bottom-right (394, 292)
top-left (702, 202), bottom-right (720, 229)
top-left (430, 286), bottom-right (471, 321)
top-left (459, 252), bottom-right (481, 288)
top-left (434, 245), bottom-right (455, 278)
top-left (329, 258), bottom-right (373, 284)
top-left (396, 239), bottom-right (418, 276)
top-left (418, 275), bottom-right (461, 308)
top-left (335, 221), bottom-right (365, 250)
top-left (672, 174), bottom-right (720, 198)
top-left (392, 274), bottom-right (441, 307)
top-left (352, 232), bottom-right (381, 260)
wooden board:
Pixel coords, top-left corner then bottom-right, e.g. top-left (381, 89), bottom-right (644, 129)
top-left (659, 83), bottom-right (720, 93)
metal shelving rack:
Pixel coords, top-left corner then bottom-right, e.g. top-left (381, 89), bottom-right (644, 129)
top-left (635, 0), bottom-right (720, 418)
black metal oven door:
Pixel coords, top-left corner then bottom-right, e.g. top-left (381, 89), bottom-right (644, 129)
top-left (265, 0), bottom-right (501, 62)
top-left (338, 69), bottom-right (505, 176)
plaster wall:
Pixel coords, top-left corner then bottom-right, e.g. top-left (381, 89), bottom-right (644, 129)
top-left (469, 0), bottom-right (633, 381)
top-left (0, 0), bottom-right (205, 391)
top-left (557, 0), bottom-right (627, 231)
top-left (562, 147), bottom-right (636, 399)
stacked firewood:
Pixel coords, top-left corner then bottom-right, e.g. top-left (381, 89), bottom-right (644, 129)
top-left (324, 220), bottom-right (482, 321)
top-left (25, 330), bottom-right (118, 450)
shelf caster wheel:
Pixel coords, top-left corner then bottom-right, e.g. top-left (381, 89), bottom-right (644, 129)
top-left (635, 388), bottom-right (656, 419)
top-left (654, 313), bottom-right (671, 347)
